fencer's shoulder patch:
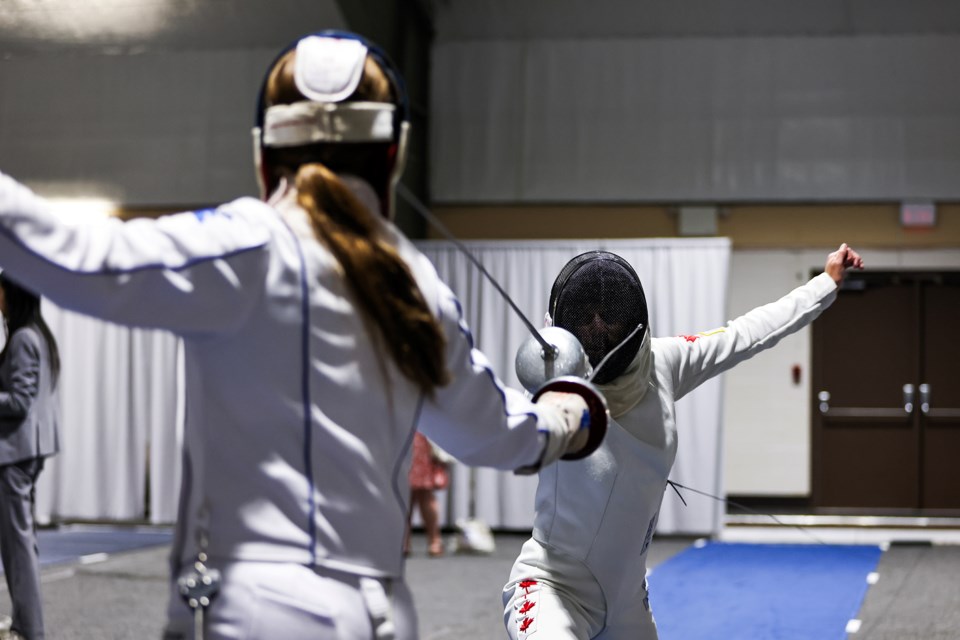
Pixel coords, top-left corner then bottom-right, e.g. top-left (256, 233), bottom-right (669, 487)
top-left (134, 198), bottom-right (272, 270)
top-left (191, 207), bottom-right (231, 222)
top-left (677, 327), bottom-right (726, 342)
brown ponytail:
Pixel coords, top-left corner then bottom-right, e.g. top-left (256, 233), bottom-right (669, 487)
top-left (264, 51), bottom-right (450, 396)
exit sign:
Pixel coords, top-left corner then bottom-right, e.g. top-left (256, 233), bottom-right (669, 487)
top-left (900, 202), bottom-right (936, 228)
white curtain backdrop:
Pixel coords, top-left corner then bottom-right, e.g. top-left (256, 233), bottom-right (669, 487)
top-left (27, 237), bottom-right (728, 534)
top-left (33, 306), bottom-right (182, 524)
top-left (417, 237), bottom-right (731, 535)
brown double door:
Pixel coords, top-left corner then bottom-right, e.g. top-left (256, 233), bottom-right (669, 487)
top-left (812, 272), bottom-right (960, 513)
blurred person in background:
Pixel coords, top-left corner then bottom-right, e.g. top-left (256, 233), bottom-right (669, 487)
top-left (405, 433), bottom-right (452, 557)
top-left (0, 273), bottom-right (61, 640)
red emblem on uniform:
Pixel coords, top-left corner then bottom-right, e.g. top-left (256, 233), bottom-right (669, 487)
top-left (679, 334), bottom-right (700, 342)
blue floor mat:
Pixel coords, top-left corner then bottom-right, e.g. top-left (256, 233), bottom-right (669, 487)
top-left (27, 526), bottom-right (173, 569)
top-left (648, 541), bottom-right (883, 640)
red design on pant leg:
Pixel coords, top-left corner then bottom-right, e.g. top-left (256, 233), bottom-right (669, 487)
top-left (511, 578), bottom-right (548, 640)
top-left (515, 578), bottom-right (540, 638)
top-left (679, 334), bottom-right (700, 342)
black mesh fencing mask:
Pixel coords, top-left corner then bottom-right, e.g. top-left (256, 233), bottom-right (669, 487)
top-left (549, 251), bottom-right (647, 385)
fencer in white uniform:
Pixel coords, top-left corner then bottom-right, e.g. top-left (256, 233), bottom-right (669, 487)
top-left (504, 246), bottom-right (863, 640)
top-left (0, 31), bottom-right (607, 640)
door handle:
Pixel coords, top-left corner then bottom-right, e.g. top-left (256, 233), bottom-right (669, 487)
top-left (903, 383), bottom-right (916, 414)
top-left (915, 383), bottom-right (960, 420)
top-left (919, 383), bottom-right (930, 415)
top-left (817, 386), bottom-right (917, 419)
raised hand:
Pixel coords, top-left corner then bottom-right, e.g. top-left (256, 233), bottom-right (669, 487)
top-left (824, 243), bottom-right (864, 283)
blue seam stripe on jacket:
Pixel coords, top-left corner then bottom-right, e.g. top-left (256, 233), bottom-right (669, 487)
top-left (449, 295), bottom-right (538, 423)
top-left (394, 394), bottom-right (424, 577)
top-left (277, 217), bottom-right (318, 565)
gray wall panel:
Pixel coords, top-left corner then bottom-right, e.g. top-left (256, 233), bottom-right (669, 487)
top-left (431, 35), bottom-right (960, 202)
top-left (0, 48), bottom-right (273, 206)
top-left (430, 41), bottom-right (527, 201)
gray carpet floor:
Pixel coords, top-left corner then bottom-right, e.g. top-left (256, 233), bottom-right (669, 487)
top-left (0, 530), bottom-right (958, 639)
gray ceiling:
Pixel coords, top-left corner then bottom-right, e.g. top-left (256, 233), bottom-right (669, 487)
top-left (434, 0), bottom-right (960, 41)
top-left (3, 0), bottom-right (960, 57)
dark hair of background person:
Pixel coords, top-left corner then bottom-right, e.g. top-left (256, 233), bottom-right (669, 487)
top-left (262, 51), bottom-right (450, 397)
top-left (0, 272), bottom-right (61, 388)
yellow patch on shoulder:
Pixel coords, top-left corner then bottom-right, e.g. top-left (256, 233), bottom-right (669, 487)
top-left (698, 328), bottom-right (726, 337)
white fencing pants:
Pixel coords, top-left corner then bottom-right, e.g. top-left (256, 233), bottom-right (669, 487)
top-left (162, 560), bottom-right (416, 640)
top-left (503, 562), bottom-right (659, 640)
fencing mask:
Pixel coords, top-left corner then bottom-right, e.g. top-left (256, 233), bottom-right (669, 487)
top-left (548, 251), bottom-right (647, 385)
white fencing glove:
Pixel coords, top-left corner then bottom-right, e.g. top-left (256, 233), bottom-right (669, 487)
top-left (515, 376), bottom-right (608, 475)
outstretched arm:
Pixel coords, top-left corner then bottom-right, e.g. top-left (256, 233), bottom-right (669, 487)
top-left (667, 243), bottom-right (864, 399)
top-left (418, 283), bottom-right (599, 474)
top-left (0, 171), bottom-right (272, 335)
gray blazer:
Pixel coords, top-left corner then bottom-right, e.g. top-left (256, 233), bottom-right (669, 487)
top-left (0, 326), bottom-right (60, 465)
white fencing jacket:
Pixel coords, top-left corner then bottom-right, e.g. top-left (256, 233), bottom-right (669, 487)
top-left (509, 272), bottom-right (839, 632)
top-left (0, 172), bottom-right (566, 580)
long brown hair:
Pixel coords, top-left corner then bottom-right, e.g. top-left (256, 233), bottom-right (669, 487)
top-left (263, 51), bottom-right (449, 396)
top-left (0, 273), bottom-right (60, 389)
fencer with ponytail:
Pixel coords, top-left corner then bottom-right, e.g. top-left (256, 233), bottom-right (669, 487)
top-left (295, 163), bottom-right (449, 396)
top-left (261, 47), bottom-right (449, 397)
